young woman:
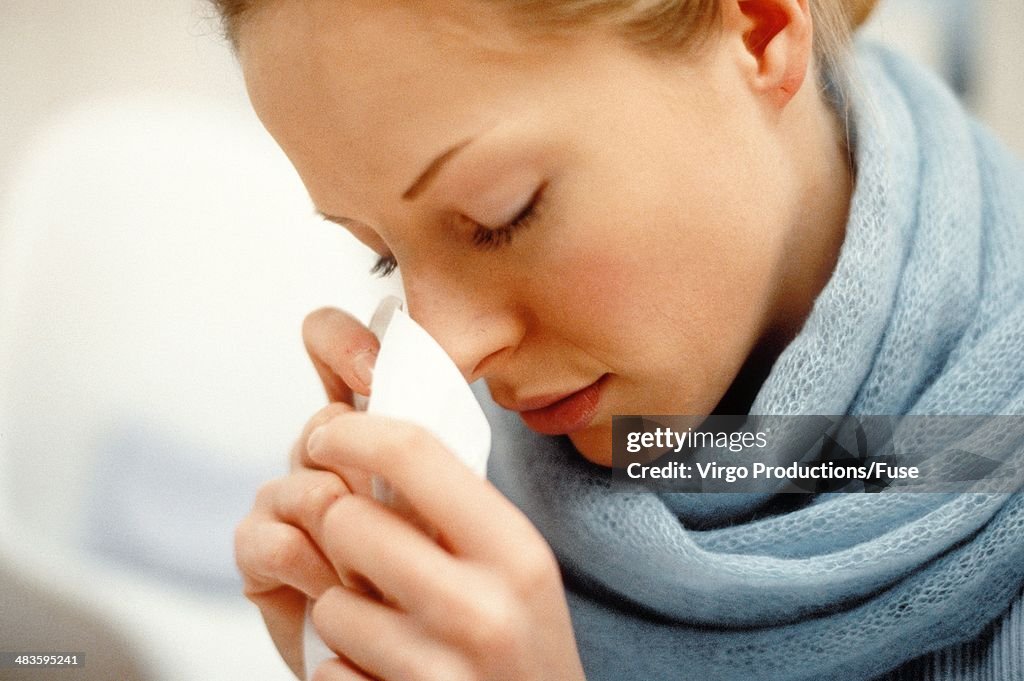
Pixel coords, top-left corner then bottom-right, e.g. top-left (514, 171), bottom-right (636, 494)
top-left (225, 1), bottom-right (1024, 679)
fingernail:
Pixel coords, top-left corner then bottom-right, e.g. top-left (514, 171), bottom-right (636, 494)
top-left (353, 350), bottom-right (376, 392)
top-left (307, 425), bottom-right (327, 455)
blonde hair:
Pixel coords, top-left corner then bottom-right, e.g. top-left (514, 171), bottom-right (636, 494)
top-left (216, 0), bottom-right (877, 88)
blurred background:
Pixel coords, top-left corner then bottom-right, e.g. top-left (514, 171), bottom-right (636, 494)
top-left (0, 1), bottom-right (1021, 679)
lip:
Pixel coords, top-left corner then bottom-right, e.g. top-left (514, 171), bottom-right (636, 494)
top-left (517, 374), bottom-right (609, 436)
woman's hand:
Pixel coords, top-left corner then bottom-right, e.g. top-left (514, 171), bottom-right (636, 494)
top-left (236, 307), bottom-right (586, 679)
top-left (235, 307), bottom-right (379, 676)
top-left (302, 411), bottom-right (587, 681)
top-left (234, 402), bottom-right (359, 678)
top-left (300, 307), bottom-right (381, 407)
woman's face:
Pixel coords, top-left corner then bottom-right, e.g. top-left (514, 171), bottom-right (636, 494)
top-left (241, 0), bottom-right (804, 465)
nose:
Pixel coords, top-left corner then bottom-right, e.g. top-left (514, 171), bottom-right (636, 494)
top-left (402, 275), bottom-right (522, 383)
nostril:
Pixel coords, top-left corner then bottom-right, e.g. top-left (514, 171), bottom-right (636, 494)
top-left (466, 344), bottom-right (509, 383)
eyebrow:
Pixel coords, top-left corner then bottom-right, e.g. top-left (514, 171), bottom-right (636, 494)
top-left (317, 212), bottom-right (359, 230)
top-left (318, 137), bottom-right (474, 226)
top-left (401, 137), bottom-right (473, 201)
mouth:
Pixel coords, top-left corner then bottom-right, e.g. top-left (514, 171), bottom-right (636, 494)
top-left (515, 374), bottom-right (609, 436)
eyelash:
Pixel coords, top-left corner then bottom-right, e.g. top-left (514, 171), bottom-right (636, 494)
top-left (471, 183), bottom-right (545, 251)
top-left (370, 257), bottom-right (398, 278)
top-left (369, 183), bottom-right (545, 278)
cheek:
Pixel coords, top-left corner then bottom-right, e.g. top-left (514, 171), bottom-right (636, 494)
top-left (522, 212), bottom-right (779, 410)
top-left (531, 240), bottom-right (651, 344)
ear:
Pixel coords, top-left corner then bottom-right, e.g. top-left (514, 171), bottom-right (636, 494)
top-left (722, 0), bottom-right (813, 109)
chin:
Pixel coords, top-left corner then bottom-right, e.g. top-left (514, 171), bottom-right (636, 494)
top-left (569, 422), bottom-right (614, 467)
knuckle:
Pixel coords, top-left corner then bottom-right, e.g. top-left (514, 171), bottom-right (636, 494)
top-left (236, 523), bottom-right (306, 597)
top-left (303, 307), bottom-right (374, 354)
top-left (386, 421), bottom-right (432, 462)
top-left (507, 541), bottom-right (560, 594)
top-left (302, 306), bottom-right (338, 338)
top-left (263, 525), bottom-right (307, 576)
top-left (253, 477), bottom-right (283, 508)
top-left (297, 475), bottom-right (347, 524)
top-left (391, 421), bottom-right (423, 451)
top-left (233, 514), bottom-right (255, 551)
top-left (458, 588), bottom-right (521, 657)
top-left (232, 518), bottom-right (256, 568)
top-left (320, 492), bottom-right (368, 537)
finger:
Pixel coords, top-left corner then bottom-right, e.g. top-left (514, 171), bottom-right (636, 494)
top-left (250, 585), bottom-right (309, 678)
top-left (235, 516), bottom-right (341, 600)
top-left (263, 467), bottom-right (352, 531)
top-left (303, 307), bottom-right (380, 401)
top-left (263, 470), bottom-right (379, 585)
top-left (312, 491), bottom-right (467, 624)
top-left (310, 353), bottom-right (352, 406)
top-left (289, 406), bottom-right (373, 496)
top-left (312, 586), bottom-right (473, 681)
top-left (240, 469), bottom-right (355, 598)
top-left (307, 413), bottom-right (546, 566)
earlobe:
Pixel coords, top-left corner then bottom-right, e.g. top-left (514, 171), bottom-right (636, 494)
top-left (728, 0), bottom-right (812, 108)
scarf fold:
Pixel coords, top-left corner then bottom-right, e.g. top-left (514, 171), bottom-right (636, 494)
top-left (482, 43), bottom-right (1024, 681)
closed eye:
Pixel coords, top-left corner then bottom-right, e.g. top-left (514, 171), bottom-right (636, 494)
top-left (313, 210), bottom-right (398, 279)
top-left (472, 182), bottom-right (546, 250)
top-left (368, 182), bottom-right (546, 277)
top-left (370, 254), bottom-right (398, 278)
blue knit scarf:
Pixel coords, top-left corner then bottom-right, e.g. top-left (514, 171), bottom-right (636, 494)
top-left (480, 43), bottom-right (1024, 681)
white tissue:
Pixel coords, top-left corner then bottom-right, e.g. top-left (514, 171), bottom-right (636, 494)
top-left (367, 309), bottom-right (491, 476)
top-left (303, 307), bottom-right (492, 678)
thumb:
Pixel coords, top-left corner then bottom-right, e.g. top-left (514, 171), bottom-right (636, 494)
top-left (302, 307), bottom-right (379, 403)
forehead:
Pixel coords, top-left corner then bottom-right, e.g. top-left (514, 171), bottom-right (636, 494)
top-left (237, 0), bottom-right (557, 213)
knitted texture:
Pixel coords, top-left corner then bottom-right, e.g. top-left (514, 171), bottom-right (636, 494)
top-left (882, 585), bottom-right (1024, 680)
top-left (482, 43), bottom-right (1024, 681)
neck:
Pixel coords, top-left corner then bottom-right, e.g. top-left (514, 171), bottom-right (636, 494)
top-left (716, 76), bottom-right (854, 415)
top-left (770, 72), bottom-right (854, 344)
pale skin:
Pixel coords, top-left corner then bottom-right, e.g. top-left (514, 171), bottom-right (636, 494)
top-left (233, 0), bottom-right (852, 678)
